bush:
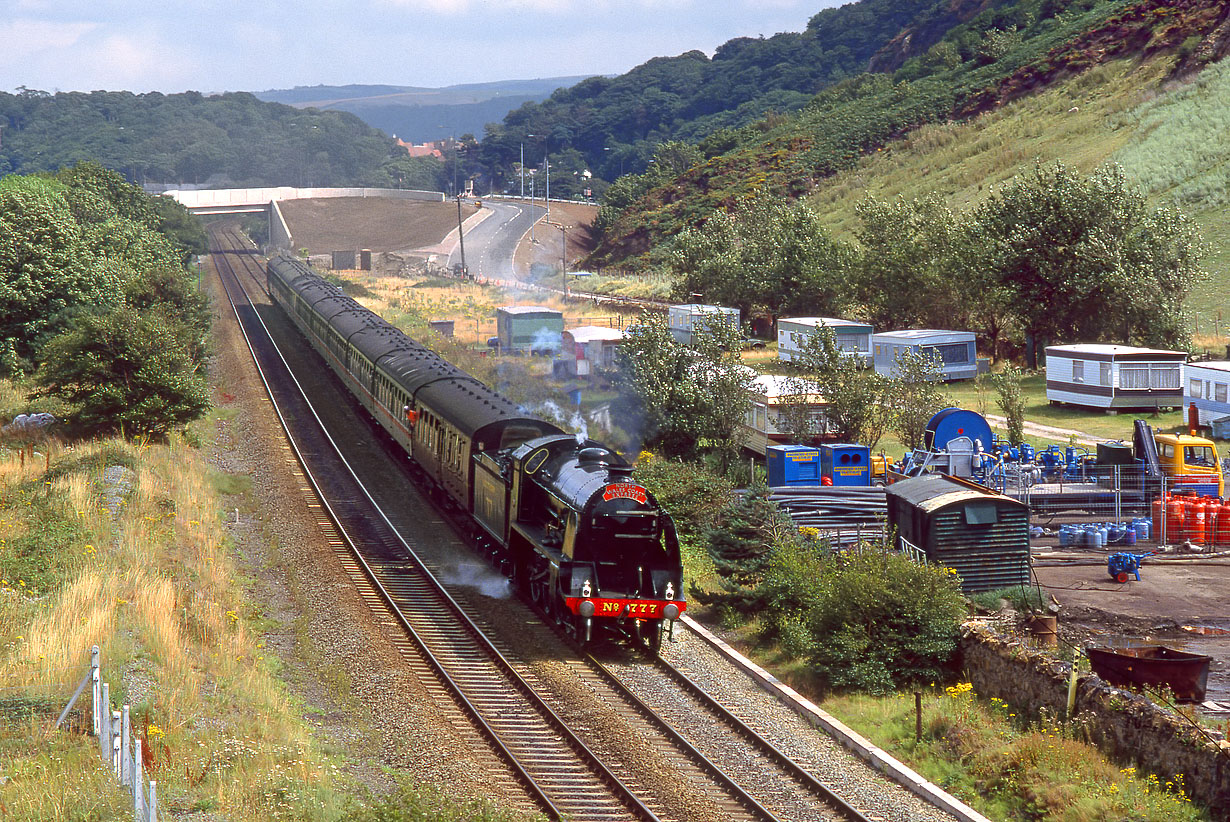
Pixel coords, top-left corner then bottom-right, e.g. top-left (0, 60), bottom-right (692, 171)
top-left (800, 549), bottom-right (967, 693)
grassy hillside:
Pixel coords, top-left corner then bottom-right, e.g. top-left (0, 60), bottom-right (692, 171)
top-left (583, 0), bottom-right (1230, 350)
top-left (588, 0), bottom-right (1230, 273)
top-left (802, 51), bottom-right (1230, 341)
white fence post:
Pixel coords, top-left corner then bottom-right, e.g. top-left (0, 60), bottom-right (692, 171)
top-left (133, 739), bottom-right (144, 821)
top-left (91, 647), bottom-right (101, 736)
top-left (111, 710), bottom-right (121, 775)
top-left (121, 705), bottom-right (131, 786)
top-left (149, 780), bottom-right (157, 822)
top-left (100, 682), bottom-right (111, 759)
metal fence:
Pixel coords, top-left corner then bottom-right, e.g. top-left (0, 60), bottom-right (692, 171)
top-left (14, 646), bottom-right (160, 821)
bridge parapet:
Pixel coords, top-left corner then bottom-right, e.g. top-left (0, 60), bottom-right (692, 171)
top-left (162, 186), bottom-right (444, 215)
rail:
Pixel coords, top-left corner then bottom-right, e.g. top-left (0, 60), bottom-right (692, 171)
top-left (208, 230), bottom-right (656, 821)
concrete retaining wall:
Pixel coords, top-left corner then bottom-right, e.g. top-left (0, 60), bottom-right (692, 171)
top-left (961, 623), bottom-right (1230, 813)
top-left (269, 201), bottom-right (293, 251)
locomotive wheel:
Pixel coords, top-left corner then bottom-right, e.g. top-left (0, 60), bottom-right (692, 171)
top-left (1115, 571), bottom-right (1130, 583)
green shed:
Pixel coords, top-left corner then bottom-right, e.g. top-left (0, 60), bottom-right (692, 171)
top-left (496, 306), bottom-right (564, 354)
top-left (886, 474), bottom-right (1030, 593)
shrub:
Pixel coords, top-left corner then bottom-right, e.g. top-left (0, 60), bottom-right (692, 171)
top-left (802, 550), bottom-right (967, 693)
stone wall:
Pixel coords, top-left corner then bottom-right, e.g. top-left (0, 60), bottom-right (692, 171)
top-left (960, 623), bottom-right (1230, 814)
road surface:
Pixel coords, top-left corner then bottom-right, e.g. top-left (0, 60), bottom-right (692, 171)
top-left (447, 200), bottom-right (544, 281)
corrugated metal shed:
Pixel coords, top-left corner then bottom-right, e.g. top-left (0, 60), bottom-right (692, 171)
top-left (886, 474), bottom-right (1030, 593)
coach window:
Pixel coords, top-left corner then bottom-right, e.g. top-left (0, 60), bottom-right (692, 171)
top-left (1216, 383), bottom-right (1228, 403)
top-left (1099, 362), bottom-right (1111, 386)
top-left (1072, 360), bottom-right (1084, 383)
top-left (1190, 378), bottom-right (1203, 399)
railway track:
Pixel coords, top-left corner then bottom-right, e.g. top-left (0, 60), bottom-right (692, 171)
top-left (210, 229), bottom-right (651, 821)
top-left (206, 227), bottom-right (957, 822)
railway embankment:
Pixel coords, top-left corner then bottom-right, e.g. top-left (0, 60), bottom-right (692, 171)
top-left (960, 623), bottom-right (1230, 815)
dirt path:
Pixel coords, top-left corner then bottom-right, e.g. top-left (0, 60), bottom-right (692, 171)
top-left (984, 412), bottom-right (1102, 446)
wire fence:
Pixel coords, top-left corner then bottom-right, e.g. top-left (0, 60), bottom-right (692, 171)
top-left (2, 646), bottom-right (159, 821)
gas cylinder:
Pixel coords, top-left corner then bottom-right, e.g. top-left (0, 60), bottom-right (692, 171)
top-left (1218, 501), bottom-right (1230, 548)
top-left (1188, 499), bottom-right (1207, 545)
top-left (1210, 503), bottom-right (1222, 548)
top-left (1167, 496), bottom-right (1186, 543)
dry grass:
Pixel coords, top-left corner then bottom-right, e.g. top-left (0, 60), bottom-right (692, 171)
top-left (0, 436), bottom-right (350, 820)
top-left (346, 272), bottom-right (638, 348)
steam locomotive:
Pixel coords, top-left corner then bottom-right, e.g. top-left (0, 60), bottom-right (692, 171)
top-left (265, 254), bottom-right (686, 651)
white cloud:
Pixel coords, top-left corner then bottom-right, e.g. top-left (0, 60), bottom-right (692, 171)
top-left (0, 19), bottom-right (98, 63)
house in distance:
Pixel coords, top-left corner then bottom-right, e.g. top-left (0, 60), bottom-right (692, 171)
top-left (873, 329), bottom-right (979, 381)
top-left (494, 306), bottom-right (563, 354)
top-left (668, 303), bottom-right (740, 345)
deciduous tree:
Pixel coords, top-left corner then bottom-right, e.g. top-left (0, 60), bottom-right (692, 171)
top-left (31, 308), bottom-right (209, 439)
top-left (613, 314), bottom-right (753, 467)
top-left (974, 162), bottom-right (1204, 366)
top-left (782, 328), bottom-right (892, 448)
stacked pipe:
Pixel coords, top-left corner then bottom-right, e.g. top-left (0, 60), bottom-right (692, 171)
top-left (737, 486), bottom-right (888, 546)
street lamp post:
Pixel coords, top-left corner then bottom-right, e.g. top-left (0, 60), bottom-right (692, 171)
top-left (455, 195), bottom-right (468, 277)
top-left (603, 146), bottom-right (625, 178)
top-left (519, 143), bottom-right (525, 199)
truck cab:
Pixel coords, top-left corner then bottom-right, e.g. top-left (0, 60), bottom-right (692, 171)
top-left (1155, 432), bottom-right (1224, 497)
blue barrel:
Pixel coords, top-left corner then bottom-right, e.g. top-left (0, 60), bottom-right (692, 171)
top-left (1106, 524), bottom-right (1122, 544)
top-left (1059, 525), bottom-right (1074, 547)
top-left (1136, 518), bottom-right (1151, 541)
top-left (1098, 524), bottom-right (1109, 547)
top-left (1124, 525), bottom-right (1137, 546)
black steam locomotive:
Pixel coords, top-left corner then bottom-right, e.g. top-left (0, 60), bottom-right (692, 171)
top-left (266, 254), bottom-right (686, 651)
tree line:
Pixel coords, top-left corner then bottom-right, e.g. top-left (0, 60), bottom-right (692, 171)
top-left (1, 162), bottom-right (211, 438)
top-left (0, 89), bottom-right (443, 191)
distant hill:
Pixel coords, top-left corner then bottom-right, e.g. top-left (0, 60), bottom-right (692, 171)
top-left (0, 90), bottom-right (419, 189)
top-left (255, 78), bottom-right (591, 143)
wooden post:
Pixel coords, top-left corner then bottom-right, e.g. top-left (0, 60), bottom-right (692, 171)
top-left (100, 682), bottom-right (110, 758)
top-left (915, 691), bottom-right (923, 742)
top-left (134, 738), bottom-right (144, 819)
top-left (1066, 647), bottom-right (1080, 721)
top-left (121, 706), bottom-right (131, 785)
top-left (91, 647), bottom-right (101, 736)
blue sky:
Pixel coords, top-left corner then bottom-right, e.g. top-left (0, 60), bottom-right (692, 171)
top-left (1, 1), bottom-right (847, 94)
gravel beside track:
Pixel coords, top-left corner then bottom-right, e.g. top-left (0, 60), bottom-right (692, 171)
top-left (658, 630), bottom-right (963, 822)
top-left (202, 229), bottom-right (532, 807)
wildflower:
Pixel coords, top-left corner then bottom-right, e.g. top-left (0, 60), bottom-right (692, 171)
top-left (147, 724), bottom-right (165, 739)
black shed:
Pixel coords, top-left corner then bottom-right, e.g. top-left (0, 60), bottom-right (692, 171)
top-left (886, 474), bottom-right (1030, 593)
